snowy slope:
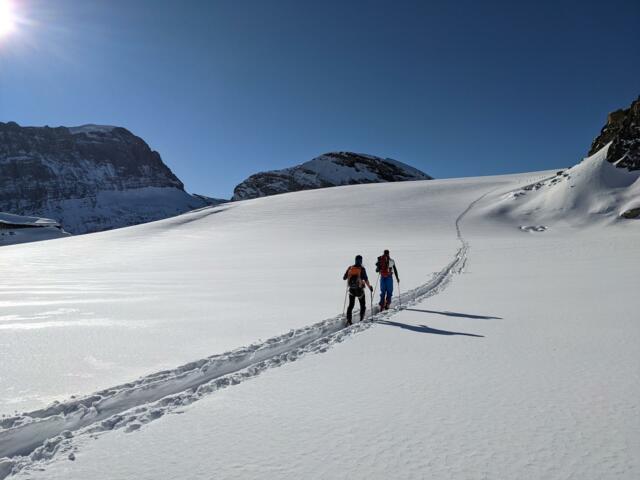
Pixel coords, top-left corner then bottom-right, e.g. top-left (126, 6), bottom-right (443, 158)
top-left (0, 162), bottom-right (638, 479)
top-left (482, 144), bottom-right (640, 227)
top-left (1, 175), bottom-right (506, 417)
top-left (19, 221), bottom-right (637, 480)
top-left (31, 186), bottom-right (210, 234)
top-left (232, 151), bottom-right (432, 200)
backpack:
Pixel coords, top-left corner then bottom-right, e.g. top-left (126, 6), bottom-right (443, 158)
top-left (347, 265), bottom-right (363, 289)
top-left (376, 255), bottom-right (390, 277)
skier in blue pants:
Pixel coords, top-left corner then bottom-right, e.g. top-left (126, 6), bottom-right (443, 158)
top-left (376, 249), bottom-right (400, 310)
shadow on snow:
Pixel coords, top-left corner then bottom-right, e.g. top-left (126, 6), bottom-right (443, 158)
top-left (403, 308), bottom-right (501, 320)
top-left (377, 319), bottom-right (484, 337)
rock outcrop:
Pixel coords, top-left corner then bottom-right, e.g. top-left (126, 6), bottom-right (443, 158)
top-left (589, 96), bottom-right (640, 171)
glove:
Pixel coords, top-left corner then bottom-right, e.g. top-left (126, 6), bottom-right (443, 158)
top-left (369, 285), bottom-right (374, 292)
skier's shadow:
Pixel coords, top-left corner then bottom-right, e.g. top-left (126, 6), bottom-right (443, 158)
top-left (404, 308), bottom-right (501, 320)
top-left (377, 319), bottom-right (484, 338)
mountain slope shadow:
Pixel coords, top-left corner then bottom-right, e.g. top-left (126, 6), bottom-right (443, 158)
top-left (162, 205), bottom-right (233, 228)
top-left (377, 319), bottom-right (484, 337)
top-left (404, 308), bottom-right (501, 320)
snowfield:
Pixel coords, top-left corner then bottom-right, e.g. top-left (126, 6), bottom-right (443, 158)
top-left (0, 213), bottom-right (70, 246)
top-left (0, 146), bottom-right (638, 479)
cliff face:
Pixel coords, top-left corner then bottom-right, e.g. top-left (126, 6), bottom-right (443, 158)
top-left (589, 96), bottom-right (640, 171)
top-left (232, 152), bottom-right (431, 200)
top-left (0, 122), bottom-right (206, 233)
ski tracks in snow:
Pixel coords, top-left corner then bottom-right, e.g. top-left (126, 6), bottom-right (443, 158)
top-left (0, 189), bottom-right (492, 479)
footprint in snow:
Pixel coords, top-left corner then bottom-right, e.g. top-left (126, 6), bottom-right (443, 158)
top-left (519, 225), bottom-right (547, 233)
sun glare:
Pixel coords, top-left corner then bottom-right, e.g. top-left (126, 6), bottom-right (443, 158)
top-left (0, 0), bottom-right (17, 38)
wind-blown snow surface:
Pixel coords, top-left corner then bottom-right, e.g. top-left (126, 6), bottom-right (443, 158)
top-left (0, 176), bottom-right (503, 415)
top-left (1, 157), bottom-right (639, 479)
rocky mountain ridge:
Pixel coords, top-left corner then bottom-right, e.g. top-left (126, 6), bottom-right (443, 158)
top-left (232, 151), bottom-right (431, 200)
top-left (0, 122), bottom-right (207, 234)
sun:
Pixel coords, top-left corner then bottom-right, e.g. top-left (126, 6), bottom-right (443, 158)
top-left (0, 0), bottom-right (17, 38)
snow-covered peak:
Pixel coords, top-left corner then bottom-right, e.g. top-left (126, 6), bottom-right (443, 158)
top-left (232, 151), bottom-right (432, 200)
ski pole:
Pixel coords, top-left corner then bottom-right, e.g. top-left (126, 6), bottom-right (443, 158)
top-left (398, 279), bottom-right (401, 308)
top-left (369, 288), bottom-right (374, 320)
top-left (372, 273), bottom-right (380, 313)
top-left (342, 285), bottom-right (349, 316)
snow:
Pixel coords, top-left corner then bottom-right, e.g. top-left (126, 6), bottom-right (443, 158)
top-left (28, 186), bottom-right (206, 234)
top-left (0, 213), bottom-right (69, 246)
top-left (66, 125), bottom-right (117, 135)
top-left (2, 177), bottom-right (496, 417)
top-left (0, 147), bottom-right (639, 478)
top-left (0, 213), bottom-right (59, 227)
top-left (383, 156), bottom-right (432, 179)
top-left (302, 154), bottom-right (431, 185)
top-left (0, 227), bottom-right (69, 246)
top-left (482, 143), bottom-right (640, 226)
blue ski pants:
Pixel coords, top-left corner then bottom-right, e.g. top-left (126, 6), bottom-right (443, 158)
top-left (379, 276), bottom-right (394, 307)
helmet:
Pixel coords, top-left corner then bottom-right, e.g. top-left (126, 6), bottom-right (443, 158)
top-left (355, 255), bottom-right (363, 265)
top-left (384, 249), bottom-right (389, 255)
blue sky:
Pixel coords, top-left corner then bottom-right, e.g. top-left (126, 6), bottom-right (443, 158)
top-left (1, 0), bottom-right (638, 198)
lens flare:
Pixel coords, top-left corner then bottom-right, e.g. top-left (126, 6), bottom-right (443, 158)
top-left (0, 0), bottom-right (16, 37)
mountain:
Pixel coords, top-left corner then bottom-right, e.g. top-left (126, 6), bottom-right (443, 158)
top-left (0, 122), bottom-right (207, 234)
top-left (232, 151), bottom-right (432, 200)
top-left (589, 96), bottom-right (640, 170)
